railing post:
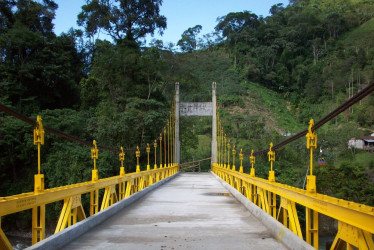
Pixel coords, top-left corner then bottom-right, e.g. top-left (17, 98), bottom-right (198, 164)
top-left (32, 115), bottom-right (45, 245)
top-left (119, 146), bottom-right (125, 200)
top-left (119, 146), bottom-right (125, 176)
top-left (306, 119), bottom-right (317, 193)
top-left (306, 119), bottom-right (319, 249)
top-left (227, 140), bottom-right (231, 169)
top-left (175, 82), bottom-right (180, 164)
top-left (267, 142), bottom-right (276, 217)
top-left (250, 149), bottom-right (255, 177)
top-left (211, 82), bottom-right (218, 165)
top-left (159, 133), bottom-right (163, 169)
top-left (217, 120), bottom-right (221, 167)
top-left (146, 143), bottom-right (150, 171)
top-left (267, 142), bottom-right (275, 182)
top-left (169, 112), bottom-right (172, 167)
top-left (136, 146), bottom-right (140, 172)
top-left (154, 140), bottom-right (158, 169)
top-left (224, 135), bottom-right (227, 169)
top-left (239, 149), bottom-right (243, 173)
top-left (170, 108), bottom-right (174, 167)
top-left (90, 140), bottom-right (99, 216)
top-left (221, 129), bottom-right (224, 168)
top-left (164, 127), bottom-right (167, 168)
top-left (167, 120), bottom-right (170, 168)
top-left (232, 145), bottom-right (236, 171)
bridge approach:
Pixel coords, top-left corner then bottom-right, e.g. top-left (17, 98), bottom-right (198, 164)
top-left (61, 173), bottom-right (288, 250)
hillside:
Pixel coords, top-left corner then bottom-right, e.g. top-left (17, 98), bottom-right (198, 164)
top-left (186, 14), bottom-right (374, 207)
top-left (343, 17), bottom-right (374, 48)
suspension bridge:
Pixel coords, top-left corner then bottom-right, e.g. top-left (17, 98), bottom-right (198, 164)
top-left (0, 83), bottom-right (374, 250)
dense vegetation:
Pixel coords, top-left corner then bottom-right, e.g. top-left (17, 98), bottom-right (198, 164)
top-left (1, 0), bottom-right (374, 233)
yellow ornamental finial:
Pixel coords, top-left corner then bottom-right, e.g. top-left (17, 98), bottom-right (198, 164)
top-left (306, 119), bottom-right (317, 193)
top-left (33, 115), bottom-right (45, 191)
top-left (136, 146), bottom-right (140, 172)
top-left (308, 119), bottom-right (314, 134)
top-left (232, 145), bottom-right (236, 171)
top-left (146, 143), bottom-right (150, 170)
top-left (239, 148), bottom-right (244, 173)
top-left (33, 115), bottom-right (45, 145)
top-left (306, 119), bottom-right (317, 149)
top-left (119, 146), bottom-right (125, 161)
top-left (268, 142), bottom-right (275, 162)
top-left (250, 149), bottom-right (255, 177)
top-left (91, 140), bottom-right (98, 160)
top-left (250, 149), bottom-right (255, 165)
top-left (136, 146), bottom-right (140, 158)
top-left (227, 140), bottom-right (231, 168)
top-left (154, 139), bottom-right (158, 169)
top-left (268, 142), bottom-right (275, 182)
top-left (91, 140), bottom-right (99, 181)
top-left (119, 146), bottom-right (125, 176)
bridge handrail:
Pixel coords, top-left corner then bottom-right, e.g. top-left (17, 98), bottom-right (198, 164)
top-left (0, 90), bottom-right (178, 249)
top-left (215, 83), bottom-right (374, 249)
top-left (212, 164), bottom-right (374, 233)
top-left (0, 166), bottom-right (178, 217)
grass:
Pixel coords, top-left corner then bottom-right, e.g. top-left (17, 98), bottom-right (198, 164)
top-left (188, 135), bottom-right (211, 159)
top-left (342, 18), bottom-right (374, 48)
top-left (354, 151), bottom-right (374, 169)
top-left (243, 81), bottom-right (303, 132)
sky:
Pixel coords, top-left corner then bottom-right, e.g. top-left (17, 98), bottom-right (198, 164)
top-left (54, 0), bottom-right (289, 45)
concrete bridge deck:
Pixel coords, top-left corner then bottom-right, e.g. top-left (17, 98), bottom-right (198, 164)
top-left (63, 173), bottom-right (286, 249)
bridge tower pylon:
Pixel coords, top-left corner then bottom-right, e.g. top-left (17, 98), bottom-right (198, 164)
top-left (174, 82), bottom-right (217, 165)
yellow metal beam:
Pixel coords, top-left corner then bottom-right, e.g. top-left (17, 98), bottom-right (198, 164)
top-left (0, 167), bottom-right (178, 217)
top-left (331, 221), bottom-right (374, 250)
top-left (55, 195), bottom-right (86, 233)
top-left (100, 185), bottom-right (118, 211)
top-left (0, 218), bottom-right (12, 250)
top-left (212, 165), bottom-right (374, 234)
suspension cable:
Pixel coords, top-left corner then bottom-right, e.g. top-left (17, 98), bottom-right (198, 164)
top-left (0, 103), bottom-right (168, 153)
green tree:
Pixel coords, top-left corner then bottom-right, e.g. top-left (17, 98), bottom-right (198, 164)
top-left (215, 11), bottom-right (259, 39)
top-left (0, 0), bottom-right (83, 112)
top-left (77, 0), bottom-right (167, 42)
top-left (177, 25), bottom-right (202, 53)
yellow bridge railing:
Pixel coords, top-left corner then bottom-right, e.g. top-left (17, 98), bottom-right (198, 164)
top-left (0, 92), bottom-right (178, 249)
top-left (214, 84), bottom-right (374, 250)
top-left (0, 165), bottom-right (178, 249)
top-left (212, 164), bottom-right (374, 249)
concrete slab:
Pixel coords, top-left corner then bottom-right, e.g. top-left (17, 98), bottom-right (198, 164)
top-left (63, 173), bottom-right (287, 250)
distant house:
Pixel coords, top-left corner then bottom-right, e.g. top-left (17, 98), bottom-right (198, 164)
top-left (348, 138), bottom-right (364, 149)
top-left (348, 136), bottom-right (374, 152)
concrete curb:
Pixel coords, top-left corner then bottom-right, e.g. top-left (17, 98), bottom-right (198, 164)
top-left (211, 171), bottom-right (314, 250)
top-left (28, 172), bottom-right (180, 250)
